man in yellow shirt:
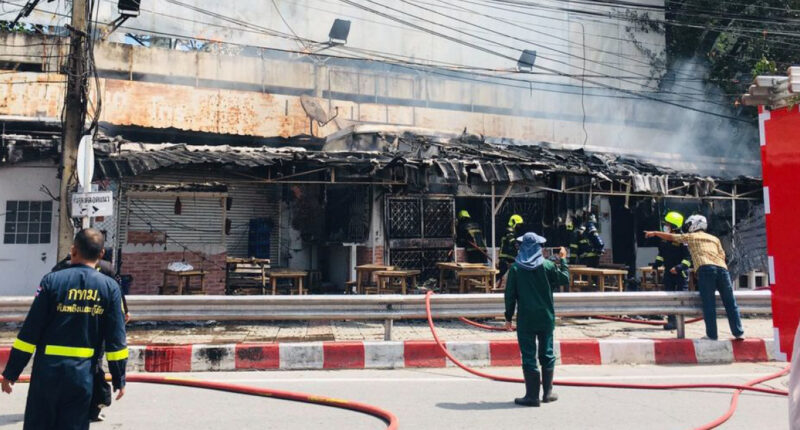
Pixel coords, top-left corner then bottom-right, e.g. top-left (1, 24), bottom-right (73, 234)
top-left (646, 215), bottom-right (744, 341)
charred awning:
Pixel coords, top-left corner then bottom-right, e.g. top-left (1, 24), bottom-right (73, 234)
top-left (93, 133), bottom-right (761, 197)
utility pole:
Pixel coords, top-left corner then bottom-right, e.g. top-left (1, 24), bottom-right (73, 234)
top-left (57, 0), bottom-right (89, 259)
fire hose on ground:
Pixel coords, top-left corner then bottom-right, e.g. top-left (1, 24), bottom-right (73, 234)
top-left (14, 374), bottom-right (399, 430)
top-left (427, 291), bottom-right (789, 430)
top-left (458, 315), bottom-right (704, 331)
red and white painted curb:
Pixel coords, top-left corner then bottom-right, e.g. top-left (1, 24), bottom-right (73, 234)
top-left (2, 338), bottom-right (775, 373)
top-left (0, 338), bottom-right (777, 373)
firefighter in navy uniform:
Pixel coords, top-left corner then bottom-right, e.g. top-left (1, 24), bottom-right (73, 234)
top-left (1, 229), bottom-right (128, 430)
top-left (566, 220), bottom-right (581, 265)
top-left (53, 250), bottom-right (130, 422)
top-left (579, 215), bottom-right (605, 268)
top-left (498, 214), bottom-right (524, 282)
top-left (457, 210), bottom-right (488, 264)
top-left (652, 211), bottom-right (693, 330)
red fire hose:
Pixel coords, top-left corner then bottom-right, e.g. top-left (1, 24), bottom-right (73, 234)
top-left (459, 315), bottom-right (704, 330)
top-left (14, 374), bottom-right (399, 429)
top-left (428, 292), bottom-right (788, 429)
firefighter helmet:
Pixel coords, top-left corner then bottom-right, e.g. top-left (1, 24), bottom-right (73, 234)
top-left (664, 211), bottom-right (684, 229)
top-left (508, 214), bottom-right (523, 228)
top-left (458, 210), bottom-right (471, 220)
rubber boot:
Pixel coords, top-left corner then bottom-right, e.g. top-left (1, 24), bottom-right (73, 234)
top-left (541, 368), bottom-right (558, 403)
top-left (663, 315), bottom-right (676, 331)
top-left (514, 370), bottom-right (541, 407)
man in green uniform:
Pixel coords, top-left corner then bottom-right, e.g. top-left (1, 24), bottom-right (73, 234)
top-left (498, 214), bottom-right (524, 283)
top-left (504, 232), bottom-right (569, 407)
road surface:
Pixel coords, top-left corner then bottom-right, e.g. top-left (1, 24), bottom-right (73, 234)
top-left (0, 363), bottom-right (789, 429)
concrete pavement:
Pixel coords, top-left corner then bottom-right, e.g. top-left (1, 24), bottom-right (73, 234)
top-left (0, 363), bottom-right (789, 429)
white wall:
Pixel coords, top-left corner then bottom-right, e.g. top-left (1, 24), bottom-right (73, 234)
top-left (0, 164), bottom-right (59, 295)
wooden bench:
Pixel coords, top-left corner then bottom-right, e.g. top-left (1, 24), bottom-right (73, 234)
top-left (226, 258), bottom-right (270, 295)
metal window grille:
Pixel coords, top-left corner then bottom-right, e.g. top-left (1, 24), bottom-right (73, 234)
top-left (423, 199), bottom-right (454, 238)
top-left (387, 198), bottom-right (421, 238)
top-left (389, 248), bottom-right (451, 283)
top-left (3, 200), bottom-right (53, 244)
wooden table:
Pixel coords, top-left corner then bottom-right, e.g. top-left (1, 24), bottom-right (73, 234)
top-left (269, 270), bottom-right (308, 295)
top-left (437, 262), bottom-right (497, 292)
top-left (161, 270), bottom-right (206, 295)
top-left (355, 264), bottom-right (394, 294)
top-left (457, 268), bottom-right (500, 293)
top-left (375, 270), bottom-right (421, 294)
top-left (569, 268), bottom-right (628, 292)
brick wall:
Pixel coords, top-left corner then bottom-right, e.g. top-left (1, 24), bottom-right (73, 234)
top-left (356, 246), bottom-right (384, 266)
top-left (122, 251), bottom-right (226, 295)
top-left (127, 230), bottom-right (167, 245)
top-left (600, 249), bottom-right (613, 266)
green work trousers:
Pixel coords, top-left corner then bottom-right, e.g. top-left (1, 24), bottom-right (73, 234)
top-left (517, 329), bottom-right (555, 372)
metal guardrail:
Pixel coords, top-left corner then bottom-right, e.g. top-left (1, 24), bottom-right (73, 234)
top-left (0, 291), bottom-right (771, 339)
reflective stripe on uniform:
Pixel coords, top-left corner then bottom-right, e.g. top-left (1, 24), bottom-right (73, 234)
top-left (12, 338), bottom-right (36, 354)
top-left (106, 348), bottom-right (129, 361)
top-left (44, 345), bottom-right (94, 358)
top-left (681, 259), bottom-right (692, 267)
top-left (569, 244), bottom-right (579, 249)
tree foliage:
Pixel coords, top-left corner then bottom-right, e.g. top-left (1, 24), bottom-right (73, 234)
top-left (665, 0), bottom-right (800, 102)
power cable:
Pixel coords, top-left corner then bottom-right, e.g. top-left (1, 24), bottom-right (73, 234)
top-left (2, 0), bottom-right (753, 115)
top-left (400, 0), bottom-right (726, 104)
top-left (337, 0), bottom-right (751, 121)
top-left (354, 0), bottom-right (748, 106)
top-left (473, 0), bottom-right (800, 48)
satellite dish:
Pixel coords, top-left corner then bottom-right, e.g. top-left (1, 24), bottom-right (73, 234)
top-left (76, 135), bottom-right (94, 190)
top-left (300, 95), bottom-right (330, 124)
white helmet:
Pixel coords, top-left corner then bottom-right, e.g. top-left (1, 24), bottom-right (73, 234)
top-left (685, 215), bottom-right (707, 232)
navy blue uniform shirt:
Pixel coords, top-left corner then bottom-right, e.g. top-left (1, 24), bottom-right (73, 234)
top-left (2, 265), bottom-right (128, 389)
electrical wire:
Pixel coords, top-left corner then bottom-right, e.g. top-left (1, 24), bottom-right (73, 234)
top-left (2, 0), bottom-right (754, 102)
top-left (378, 0), bottom-right (725, 105)
top-left (473, 0), bottom-right (800, 48)
top-left (337, 0), bottom-right (753, 122)
top-left (2, 0), bottom-right (759, 117)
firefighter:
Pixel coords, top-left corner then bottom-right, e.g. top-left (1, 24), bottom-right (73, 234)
top-left (579, 215), bottom-right (605, 268)
top-left (652, 211), bottom-right (692, 330)
top-left (498, 214), bottom-right (524, 281)
top-left (457, 210), bottom-right (488, 264)
top-left (504, 233), bottom-right (569, 406)
top-left (1, 228), bottom-right (128, 430)
top-left (52, 252), bottom-right (129, 422)
top-left (566, 220), bottom-right (581, 265)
